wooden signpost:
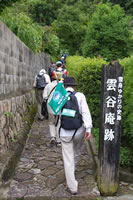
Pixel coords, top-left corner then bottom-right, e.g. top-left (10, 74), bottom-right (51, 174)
top-left (97, 61), bottom-right (124, 196)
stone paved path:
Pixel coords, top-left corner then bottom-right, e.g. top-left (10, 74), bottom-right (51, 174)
top-left (1, 117), bottom-right (133, 200)
top-left (6, 118), bottom-right (100, 200)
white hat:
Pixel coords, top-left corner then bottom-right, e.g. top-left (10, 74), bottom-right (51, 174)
top-left (39, 69), bottom-right (46, 75)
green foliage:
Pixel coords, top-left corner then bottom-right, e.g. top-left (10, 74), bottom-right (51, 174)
top-left (43, 32), bottom-right (60, 56)
top-left (120, 146), bottom-right (132, 167)
top-left (124, 0), bottom-right (133, 15)
top-left (74, 0), bottom-right (99, 17)
top-left (0, 0), bottom-right (19, 13)
top-left (120, 56), bottom-right (133, 150)
top-left (29, 0), bottom-right (61, 26)
top-left (44, 34), bottom-right (60, 55)
top-left (82, 3), bottom-right (133, 61)
top-left (92, 128), bottom-right (99, 151)
top-left (106, 0), bottom-right (133, 15)
top-left (67, 56), bottom-right (107, 127)
top-left (5, 111), bottom-right (13, 117)
top-left (52, 5), bottom-right (88, 55)
top-left (29, 0), bottom-right (99, 56)
top-left (24, 103), bottom-right (37, 127)
top-left (0, 10), bottom-right (43, 53)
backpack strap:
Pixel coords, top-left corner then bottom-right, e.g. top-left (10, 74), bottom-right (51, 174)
top-left (43, 84), bottom-right (57, 104)
top-left (47, 84), bottom-right (57, 99)
top-left (69, 91), bottom-right (80, 114)
top-left (55, 115), bottom-right (60, 127)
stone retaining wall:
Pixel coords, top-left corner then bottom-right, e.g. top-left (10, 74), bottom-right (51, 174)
top-left (0, 92), bottom-right (35, 154)
top-left (0, 21), bottom-right (51, 153)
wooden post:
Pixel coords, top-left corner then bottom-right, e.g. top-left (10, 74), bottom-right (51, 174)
top-left (97, 61), bottom-right (124, 196)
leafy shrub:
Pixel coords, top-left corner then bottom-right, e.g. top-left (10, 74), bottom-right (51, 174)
top-left (120, 146), bottom-right (132, 167)
top-left (52, 5), bottom-right (88, 55)
top-left (82, 3), bottom-right (133, 61)
top-left (120, 56), bottom-right (133, 150)
top-left (92, 128), bottom-right (99, 151)
top-left (67, 56), bottom-right (107, 127)
top-left (28, 0), bottom-right (62, 26)
top-left (0, 10), bottom-right (43, 53)
top-left (43, 33), bottom-right (60, 56)
top-left (0, 0), bottom-right (19, 13)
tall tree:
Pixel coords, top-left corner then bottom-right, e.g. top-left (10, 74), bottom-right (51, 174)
top-left (52, 5), bottom-right (88, 55)
top-left (103, 0), bottom-right (133, 15)
top-left (29, 0), bottom-right (62, 26)
top-left (0, 0), bottom-right (18, 13)
top-left (82, 3), bottom-right (133, 61)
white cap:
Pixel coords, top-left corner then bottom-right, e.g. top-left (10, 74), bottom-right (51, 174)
top-left (39, 69), bottom-right (46, 75)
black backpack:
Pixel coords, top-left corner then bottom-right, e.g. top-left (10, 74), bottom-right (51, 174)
top-left (60, 91), bottom-right (83, 131)
top-left (48, 64), bottom-right (56, 80)
top-left (36, 74), bottom-right (46, 89)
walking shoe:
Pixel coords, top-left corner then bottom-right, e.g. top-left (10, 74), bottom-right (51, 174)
top-left (71, 191), bottom-right (78, 195)
top-left (56, 142), bottom-right (61, 147)
top-left (50, 137), bottom-right (56, 145)
top-left (37, 117), bottom-right (44, 121)
top-left (65, 186), bottom-right (78, 195)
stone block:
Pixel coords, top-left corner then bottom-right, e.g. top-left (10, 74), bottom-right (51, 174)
top-left (11, 97), bottom-right (16, 114)
top-left (0, 101), bottom-right (3, 113)
top-left (0, 84), bottom-right (4, 96)
top-left (0, 129), bottom-right (5, 147)
top-left (3, 100), bottom-right (8, 113)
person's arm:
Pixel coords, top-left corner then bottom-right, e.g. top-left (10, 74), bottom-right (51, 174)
top-left (45, 74), bottom-right (51, 84)
top-left (85, 132), bottom-right (91, 141)
top-left (79, 93), bottom-right (92, 140)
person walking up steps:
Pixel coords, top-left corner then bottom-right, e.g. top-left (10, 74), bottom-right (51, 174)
top-left (51, 61), bottom-right (68, 81)
top-left (43, 72), bottom-right (63, 146)
top-left (59, 76), bottom-right (92, 195)
top-left (33, 69), bottom-right (51, 121)
top-left (60, 53), bottom-right (67, 69)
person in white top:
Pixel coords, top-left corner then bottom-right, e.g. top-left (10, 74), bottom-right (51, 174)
top-left (59, 76), bottom-right (92, 195)
top-left (33, 69), bottom-right (51, 120)
top-left (43, 72), bottom-right (63, 146)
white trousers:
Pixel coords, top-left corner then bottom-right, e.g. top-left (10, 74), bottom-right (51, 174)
top-left (48, 114), bottom-right (60, 142)
top-left (61, 130), bottom-right (85, 192)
